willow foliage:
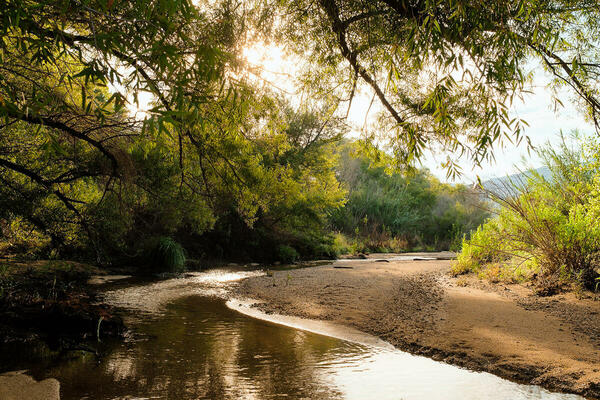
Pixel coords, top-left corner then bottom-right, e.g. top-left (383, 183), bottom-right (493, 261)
top-left (255, 0), bottom-right (600, 177)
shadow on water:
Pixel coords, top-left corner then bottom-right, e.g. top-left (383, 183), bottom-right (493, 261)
top-left (2, 269), bottom-right (586, 400)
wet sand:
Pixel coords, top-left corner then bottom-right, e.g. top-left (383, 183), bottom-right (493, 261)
top-left (233, 254), bottom-right (600, 399)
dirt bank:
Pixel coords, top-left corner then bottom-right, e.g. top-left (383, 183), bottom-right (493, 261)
top-left (0, 260), bottom-right (125, 371)
top-left (233, 253), bottom-right (600, 399)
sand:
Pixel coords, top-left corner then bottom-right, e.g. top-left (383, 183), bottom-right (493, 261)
top-left (233, 253), bottom-right (600, 399)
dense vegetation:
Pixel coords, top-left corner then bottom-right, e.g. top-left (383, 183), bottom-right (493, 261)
top-left (0, 0), bottom-right (348, 267)
top-left (454, 135), bottom-right (600, 291)
top-left (0, 0), bottom-right (599, 272)
top-left (1, 133), bottom-right (488, 265)
top-left (330, 142), bottom-right (487, 253)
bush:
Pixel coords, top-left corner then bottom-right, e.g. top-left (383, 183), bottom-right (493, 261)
top-left (452, 220), bottom-right (511, 275)
top-left (331, 233), bottom-right (356, 255)
top-left (456, 134), bottom-right (600, 289)
top-left (277, 245), bottom-right (299, 264)
top-left (149, 237), bottom-right (186, 273)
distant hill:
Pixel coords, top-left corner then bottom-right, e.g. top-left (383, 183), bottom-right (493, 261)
top-left (479, 166), bottom-right (551, 193)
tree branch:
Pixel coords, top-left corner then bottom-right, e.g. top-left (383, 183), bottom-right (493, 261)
top-left (318, 0), bottom-right (406, 126)
top-left (5, 108), bottom-right (119, 174)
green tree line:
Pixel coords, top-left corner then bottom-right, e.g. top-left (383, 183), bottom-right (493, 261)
top-left (1, 0), bottom-right (599, 271)
top-left (330, 142), bottom-right (487, 253)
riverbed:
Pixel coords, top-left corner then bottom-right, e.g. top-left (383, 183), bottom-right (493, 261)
top-left (3, 268), bottom-right (587, 400)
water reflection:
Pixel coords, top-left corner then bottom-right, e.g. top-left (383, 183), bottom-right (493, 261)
top-left (43, 296), bottom-right (346, 399)
top-left (32, 271), bottom-right (584, 400)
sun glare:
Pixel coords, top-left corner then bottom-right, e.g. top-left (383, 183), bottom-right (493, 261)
top-left (242, 42), bottom-right (298, 94)
top-left (122, 43), bottom-right (297, 118)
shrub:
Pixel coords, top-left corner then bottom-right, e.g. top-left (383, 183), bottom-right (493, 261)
top-left (277, 245), bottom-right (299, 264)
top-left (452, 220), bottom-right (511, 275)
top-left (330, 233), bottom-right (355, 256)
top-left (149, 237), bottom-right (186, 273)
top-left (456, 134), bottom-right (600, 289)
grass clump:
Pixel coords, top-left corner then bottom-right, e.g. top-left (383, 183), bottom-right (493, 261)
top-left (149, 237), bottom-right (186, 273)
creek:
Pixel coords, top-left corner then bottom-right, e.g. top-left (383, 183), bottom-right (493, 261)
top-left (6, 269), bottom-right (585, 400)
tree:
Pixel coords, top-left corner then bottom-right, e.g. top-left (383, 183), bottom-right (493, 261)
top-left (259, 0), bottom-right (600, 176)
top-left (0, 0), bottom-right (351, 262)
top-left (0, 0), bottom-right (236, 256)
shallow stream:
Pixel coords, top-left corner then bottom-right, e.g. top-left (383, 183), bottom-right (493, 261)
top-left (13, 269), bottom-right (586, 399)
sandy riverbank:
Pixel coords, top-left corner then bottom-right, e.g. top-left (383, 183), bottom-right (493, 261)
top-left (233, 253), bottom-right (600, 399)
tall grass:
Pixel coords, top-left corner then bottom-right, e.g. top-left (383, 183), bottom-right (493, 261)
top-left (150, 237), bottom-right (186, 273)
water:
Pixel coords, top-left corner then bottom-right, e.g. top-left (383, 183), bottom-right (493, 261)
top-left (17, 270), bottom-right (585, 399)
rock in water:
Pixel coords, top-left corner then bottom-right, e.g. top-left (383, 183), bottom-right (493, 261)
top-left (0, 370), bottom-right (60, 400)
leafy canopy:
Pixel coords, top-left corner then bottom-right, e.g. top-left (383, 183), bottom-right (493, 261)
top-left (1, 0), bottom-right (599, 262)
top-left (256, 0), bottom-right (600, 176)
